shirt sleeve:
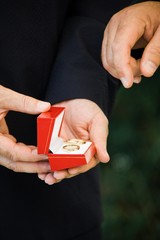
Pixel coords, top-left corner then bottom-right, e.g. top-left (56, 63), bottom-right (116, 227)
top-left (44, 0), bottom-right (130, 117)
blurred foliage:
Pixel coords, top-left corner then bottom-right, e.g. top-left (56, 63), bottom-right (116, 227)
top-left (100, 68), bottom-right (160, 240)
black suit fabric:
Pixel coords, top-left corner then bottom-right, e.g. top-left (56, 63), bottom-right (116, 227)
top-left (0, 0), bottom-right (134, 239)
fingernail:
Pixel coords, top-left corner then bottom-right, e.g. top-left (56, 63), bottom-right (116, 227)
top-left (134, 76), bottom-right (141, 83)
top-left (103, 152), bottom-right (110, 163)
top-left (120, 77), bottom-right (130, 88)
top-left (142, 61), bottom-right (157, 75)
top-left (53, 172), bottom-right (64, 180)
top-left (106, 152), bottom-right (110, 161)
top-left (37, 101), bottom-right (51, 112)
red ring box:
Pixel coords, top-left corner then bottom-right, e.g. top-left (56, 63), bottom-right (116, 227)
top-left (37, 106), bottom-right (96, 171)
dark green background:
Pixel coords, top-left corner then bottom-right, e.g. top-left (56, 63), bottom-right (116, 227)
top-left (100, 69), bottom-right (160, 240)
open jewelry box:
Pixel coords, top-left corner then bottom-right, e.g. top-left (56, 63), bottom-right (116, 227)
top-left (37, 106), bottom-right (96, 171)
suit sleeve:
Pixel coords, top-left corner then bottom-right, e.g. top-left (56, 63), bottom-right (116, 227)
top-left (44, 0), bottom-right (130, 117)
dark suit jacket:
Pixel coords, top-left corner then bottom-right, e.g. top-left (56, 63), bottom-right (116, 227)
top-left (0, 0), bottom-right (142, 239)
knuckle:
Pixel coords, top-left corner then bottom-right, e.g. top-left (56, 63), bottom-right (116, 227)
top-left (21, 95), bottom-right (30, 111)
top-left (21, 95), bottom-right (34, 112)
top-left (102, 60), bottom-right (110, 71)
top-left (150, 46), bottom-right (160, 59)
top-left (36, 161), bottom-right (49, 173)
top-left (109, 13), bottom-right (119, 26)
top-left (7, 161), bottom-right (19, 172)
top-left (112, 40), bottom-right (121, 54)
top-left (78, 167), bottom-right (85, 174)
top-left (4, 149), bottom-right (16, 162)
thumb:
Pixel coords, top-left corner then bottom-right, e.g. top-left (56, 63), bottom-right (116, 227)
top-left (90, 114), bottom-right (110, 163)
top-left (0, 85), bottom-right (51, 114)
top-left (141, 25), bottom-right (160, 77)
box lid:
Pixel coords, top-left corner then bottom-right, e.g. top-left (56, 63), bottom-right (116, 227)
top-left (37, 106), bottom-right (65, 154)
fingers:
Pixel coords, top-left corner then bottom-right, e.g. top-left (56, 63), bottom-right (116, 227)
top-left (0, 157), bottom-right (51, 173)
top-left (0, 85), bottom-right (51, 114)
top-left (38, 173), bottom-right (62, 185)
top-left (101, 2), bottom-right (160, 88)
top-left (38, 156), bottom-right (99, 185)
top-left (36, 99), bottom-right (110, 185)
top-left (0, 90), bottom-right (51, 173)
top-left (0, 134), bottom-right (51, 173)
top-left (0, 118), bottom-right (9, 134)
top-left (0, 133), bottom-right (50, 173)
top-left (102, 17), bottom-right (143, 88)
top-left (67, 156), bottom-right (99, 175)
top-left (141, 25), bottom-right (160, 77)
top-left (89, 113), bottom-right (110, 163)
top-left (0, 94), bottom-right (51, 173)
top-left (0, 134), bottom-right (48, 162)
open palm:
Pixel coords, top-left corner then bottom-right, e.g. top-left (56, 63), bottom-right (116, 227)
top-left (38, 99), bottom-right (110, 185)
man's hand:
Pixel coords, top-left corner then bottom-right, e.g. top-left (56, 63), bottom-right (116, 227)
top-left (38, 99), bottom-right (110, 185)
top-left (101, 1), bottom-right (160, 88)
top-left (0, 85), bottom-right (51, 173)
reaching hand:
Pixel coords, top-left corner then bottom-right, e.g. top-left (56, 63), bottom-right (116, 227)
top-left (101, 1), bottom-right (160, 88)
top-left (0, 85), bottom-right (51, 173)
top-left (38, 99), bottom-right (110, 185)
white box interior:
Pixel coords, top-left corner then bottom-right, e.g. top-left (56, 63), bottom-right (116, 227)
top-left (49, 109), bottom-right (92, 154)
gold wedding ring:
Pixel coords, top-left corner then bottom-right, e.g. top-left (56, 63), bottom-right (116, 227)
top-left (62, 144), bottom-right (80, 152)
top-left (65, 139), bottom-right (86, 145)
